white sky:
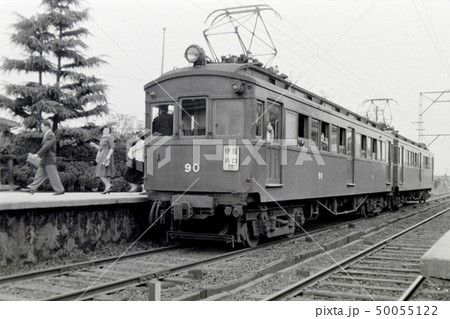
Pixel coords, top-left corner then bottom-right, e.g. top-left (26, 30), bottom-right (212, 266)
top-left (1, 0), bottom-right (450, 175)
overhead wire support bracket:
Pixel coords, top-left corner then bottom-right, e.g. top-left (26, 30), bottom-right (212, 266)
top-left (418, 90), bottom-right (450, 143)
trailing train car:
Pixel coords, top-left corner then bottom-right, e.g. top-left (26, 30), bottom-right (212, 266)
top-left (143, 44), bottom-right (433, 247)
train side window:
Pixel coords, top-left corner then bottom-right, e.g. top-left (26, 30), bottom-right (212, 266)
top-left (377, 141), bottom-right (383, 161)
top-left (265, 101), bottom-right (281, 142)
top-left (285, 110), bottom-right (298, 146)
top-left (382, 142), bottom-right (387, 162)
top-left (255, 101), bottom-right (264, 140)
top-left (298, 114), bottom-right (308, 147)
top-left (401, 147), bottom-right (404, 167)
top-left (181, 98), bottom-right (206, 136)
top-left (320, 122), bottom-right (329, 151)
top-left (310, 119), bottom-right (319, 148)
top-left (346, 128), bottom-right (353, 157)
top-left (355, 133), bottom-right (361, 157)
top-left (366, 137), bottom-right (372, 159)
top-left (214, 100), bottom-right (244, 137)
top-left (361, 135), bottom-right (367, 158)
top-left (372, 138), bottom-right (377, 160)
top-left (339, 128), bottom-right (346, 154)
top-left (330, 125), bottom-right (338, 153)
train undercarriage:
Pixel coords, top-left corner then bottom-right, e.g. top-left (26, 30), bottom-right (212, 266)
top-left (148, 190), bottom-right (431, 247)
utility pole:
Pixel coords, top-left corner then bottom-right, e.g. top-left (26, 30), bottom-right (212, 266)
top-left (161, 27), bottom-right (166, 75)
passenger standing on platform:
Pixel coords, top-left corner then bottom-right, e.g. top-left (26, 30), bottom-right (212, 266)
top-left (152, 105), bottom-right (173, 136)
top-left (124, 132), bottom-right (145, 193)
top-left (20, 120), bottom-right (65, 195)
top-left (90, 126), bottom-right (115, 194)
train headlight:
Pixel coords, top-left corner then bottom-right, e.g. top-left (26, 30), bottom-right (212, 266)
top-left (185, 44), bottom-right (205, 65)
top-left (223, 145), bottom-right (239, 171)
top-left (231, 81), bottom-right (245, 94)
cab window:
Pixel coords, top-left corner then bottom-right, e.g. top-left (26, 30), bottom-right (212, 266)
top-left (214, 100), bottom-right (244, 136)
top-left (151, 104), bottom-right (174, 136)
top-left (181, 98), bottom-right (206, 136)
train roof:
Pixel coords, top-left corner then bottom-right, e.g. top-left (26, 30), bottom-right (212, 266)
top-left (144, 60), bottom-right (429, 152)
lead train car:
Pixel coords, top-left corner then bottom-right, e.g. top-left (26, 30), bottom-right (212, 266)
top-left (144, 46), bottom-right (433, 247)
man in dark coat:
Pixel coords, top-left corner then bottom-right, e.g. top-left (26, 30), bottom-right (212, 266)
top-left (152, 105), bottom-right (173, 136)
top-left (21, 120), bottom-right (65, 195)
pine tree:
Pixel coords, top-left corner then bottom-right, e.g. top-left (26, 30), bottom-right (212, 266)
top-left (0, 0), bottom-right (108, 130)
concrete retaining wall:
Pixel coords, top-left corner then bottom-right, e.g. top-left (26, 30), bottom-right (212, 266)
top-left (0, 203), bottom-right (149, 266)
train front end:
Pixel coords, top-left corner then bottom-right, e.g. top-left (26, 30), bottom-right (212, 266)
top-left (143, 45), bottom-right (261, 246)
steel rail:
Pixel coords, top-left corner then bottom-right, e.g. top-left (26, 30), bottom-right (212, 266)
top-left (42, 221), bottom-right (368, 301)
top-left (263, 206), bottom-right (450, 301)
top-left (0, 245), bottom-right (181, 286)
top-left (0, 214), bottom-right (365, 298)
top-left (3, 198), bottom-right (448, 300)
top-left (398, 275), bottom-right (425, 301)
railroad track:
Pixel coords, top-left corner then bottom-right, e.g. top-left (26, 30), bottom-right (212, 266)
top-left (1, 197), bottom-right (449, 301)
top-left (264, 207), bottom-right (450, 301)
top-left (0, 212), bottom-right (391, 301)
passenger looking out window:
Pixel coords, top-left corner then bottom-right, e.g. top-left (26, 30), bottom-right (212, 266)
top-left (298, 114), bottom-right (308, 147)
top-left (320, 122), bottom-right (329, 151)
top-left (265, 101), bottom-right (281, 143)
top-left (321, 133), bottom-right (328, 151)
top-left (266, 122), bottom-right (274, 143)
top-left (361, 135), bottom-right (367, 158)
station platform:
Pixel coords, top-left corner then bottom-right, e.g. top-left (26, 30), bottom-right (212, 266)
top-left (0, 191), bottom-right (152, 266)
top-left (421, 230), bottom-right (450, 280)
top-left (0, 191), bottom-right (149, 211)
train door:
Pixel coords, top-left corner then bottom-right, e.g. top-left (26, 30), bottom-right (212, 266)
top-left (387, 142), bottom-right (392, 184)
top-left (393, 140), bottom-right (399, 188)
top-left (346, 128), bottom-right (355, 184)
top-left (419, 152), bottom-right (422, 184)
top-left (400, 146), bottom-right (404, 184)
top-left (265, 101), bottom-right (282, 185)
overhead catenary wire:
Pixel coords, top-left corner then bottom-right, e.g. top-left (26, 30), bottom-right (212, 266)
top-left (412, 0), bottom-right (450, 78)
top-left (219, 0), bottom-right (385, 110)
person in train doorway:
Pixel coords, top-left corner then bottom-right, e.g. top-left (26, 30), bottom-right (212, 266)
top-left (152, 105), bottom-right (173, 136)
top-left (124, 131), bottom-right (146, 194)
top-left (20, 120), bottom-right (65, 195)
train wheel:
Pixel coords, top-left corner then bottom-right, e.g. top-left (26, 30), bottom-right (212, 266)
top-left (243, 222), bottom-right (259, 247)
top-left (218, 219), bottom-right (230, 235)
top-left (285, 225), bottom-right (295, 238)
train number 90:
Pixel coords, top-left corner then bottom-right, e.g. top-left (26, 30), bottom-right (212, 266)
top-left (185, 163), bottom-right (200, 173)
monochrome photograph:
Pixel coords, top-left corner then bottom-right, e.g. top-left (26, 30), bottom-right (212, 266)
top-left (0, 0), bottom-right (449, 317)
